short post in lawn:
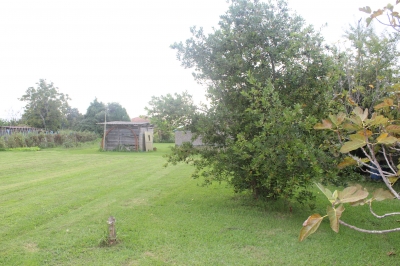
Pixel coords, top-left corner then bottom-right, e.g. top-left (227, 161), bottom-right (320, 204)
top-left (107, 216), bottom-right (116, 244)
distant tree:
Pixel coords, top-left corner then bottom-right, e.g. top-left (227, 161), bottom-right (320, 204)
top-left (65, 107), bottom-right (83, 130)
top-left (79, 98), bottom-right (106, 134)
top-left (79, 99), bottom-right (130, 134)
top-left (0, 118), bottom-right (6, 126)
top-left (106, 102), bottom-right (130, 122)
top-left (145, 91), bottom-right (197, 142)
top-left (20, 79), bottom-right (70, 131)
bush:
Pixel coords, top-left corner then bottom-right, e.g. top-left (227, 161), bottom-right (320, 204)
top-left (0, 137), bottom-right (6, 149)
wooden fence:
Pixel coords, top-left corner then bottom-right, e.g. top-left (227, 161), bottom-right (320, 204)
top-left (0, 126), bottom-right (42, 137)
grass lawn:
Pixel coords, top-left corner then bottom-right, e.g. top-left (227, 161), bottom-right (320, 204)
top-left (0, 142), bottom-right (400, 265)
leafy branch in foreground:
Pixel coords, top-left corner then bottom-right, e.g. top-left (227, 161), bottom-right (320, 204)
top-left (299, 183), bottom-right (396, 241)
top-left (314, 104), bottom-right (400, 199)
top-left (360, 1), bottom-right (400, 32)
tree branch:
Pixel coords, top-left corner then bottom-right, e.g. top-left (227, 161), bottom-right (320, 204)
top-left (369, 204), bottom-right (400, 218)
top-left (339, 220), bottom-right (400, 233)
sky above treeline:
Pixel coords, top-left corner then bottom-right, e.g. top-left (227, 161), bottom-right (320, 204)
top-left (0, 0), bottom-right (391, 120)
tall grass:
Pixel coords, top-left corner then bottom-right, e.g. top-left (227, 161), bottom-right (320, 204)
top-left (0, 143), bottom-right (399, 265)
top-left (0, 131), bottom-right (97, 149)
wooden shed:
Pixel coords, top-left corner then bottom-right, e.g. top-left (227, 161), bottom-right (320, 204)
top-left (98, 121), bottom-right (154, 151)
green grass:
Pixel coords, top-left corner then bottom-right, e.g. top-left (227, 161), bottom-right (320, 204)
top-left (1, 143), bottom-right (400, 265)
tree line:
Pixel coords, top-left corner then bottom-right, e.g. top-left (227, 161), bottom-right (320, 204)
top-left (0, 79), bottom-right (131, 134)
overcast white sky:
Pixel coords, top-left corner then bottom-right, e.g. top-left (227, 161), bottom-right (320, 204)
top-left (0, 0), bottom-right (391, 120)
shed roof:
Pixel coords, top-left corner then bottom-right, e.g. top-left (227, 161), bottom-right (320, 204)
top-left (97, 121), bottom-right (153, 126)
top-left (131, 117), bottom-right (150, 123)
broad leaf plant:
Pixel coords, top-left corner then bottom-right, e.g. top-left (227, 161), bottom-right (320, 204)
top-left (300, 97), bottom-right (400, 241)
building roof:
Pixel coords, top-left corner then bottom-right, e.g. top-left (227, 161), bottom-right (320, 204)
top-left (131, 117), bottom-right (150, 123)
top-left (97, 121), bottom-right (153, 126)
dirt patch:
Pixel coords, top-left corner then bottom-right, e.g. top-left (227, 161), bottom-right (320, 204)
top-left (122, 198), bottom-right (149, 207)
top-left (23, 242), bottom-right (39, 252)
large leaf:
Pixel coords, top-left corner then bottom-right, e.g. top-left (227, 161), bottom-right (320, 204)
top-left (314, 119), bottom-right (333, 130)
top-left (373, 188), bottom-right (394, 201)
top-left (353, 107), bottom-right (368, 121)
top-left (340, 140), bottom-right (366, 153)
top-left (329, 113), bottom-right (346, 127)
top-left (299, 214), bottom-right (324, 242)
top-left (374, 98), bottom-right (394, 110)
top-left (356, 130), bottom-right (372, 138)
top-left (346, 116), bottom-right (363, 128)
top-left (349, 198), bottom-right (367, 206)
top-left (327, 204), bottom-right (345, 233)
top-left (376, 133), bottom-right (398, 145)
top-left (342, 122), bottom-right (362, 131)
top-left (337, 185), bottom-right (369, 204)
top-left (337, 156), bottom-right (369, 169)
top-left (365, 114), bottom-right (389, 127)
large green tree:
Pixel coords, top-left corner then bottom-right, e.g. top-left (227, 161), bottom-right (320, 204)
top-left (167, 0), bottom-right (336, 202)
top-left (20, 79), bottom-right (70, 131)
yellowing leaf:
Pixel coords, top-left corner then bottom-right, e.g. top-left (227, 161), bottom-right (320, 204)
top-left (337, 157), bottom-right (369, 169)
top-left (377, 133), bottom-right (389, 142)
top-left (299, 214), bottom-right (324, 242)
top-left (376, 133), bottom-right (398, 145)
top-left (337, 157), bottom-right (357, 169)
top-left (386, 125), bottom-right (400, 133)
top-left (314, 119), bottom-right (333, 130)
top-left (340, 140), bottom-right (366, 153)
top-left (347, 97), bottom-right (357, 106)
top-left (337, 185), bottom-right (369, 204)
top-left (356, 130), bottom-right (372, 138)
top-left (349, 199), bottom-right (366, 206)
top-left (389, 176), bottom-right (399, 185)
top-left (371, 9), bottom-right (384, 18)
top-left (327, 204), bottom-right (345, 233)
top-left (374, 98), bottom-right (394, 110)
top-left (373, 188), bottom-right (394, 201)
top-left (366, 114), bottom-right (389, 127)
top-left (353, 107), bottom-right (368, 121)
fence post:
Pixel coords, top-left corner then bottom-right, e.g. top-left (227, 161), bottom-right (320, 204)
top-left (107, 216), bottom-right (116, 244)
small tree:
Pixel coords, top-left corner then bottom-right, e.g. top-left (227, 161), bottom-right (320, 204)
top-left (145, 91), bottom-right (197, 142)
